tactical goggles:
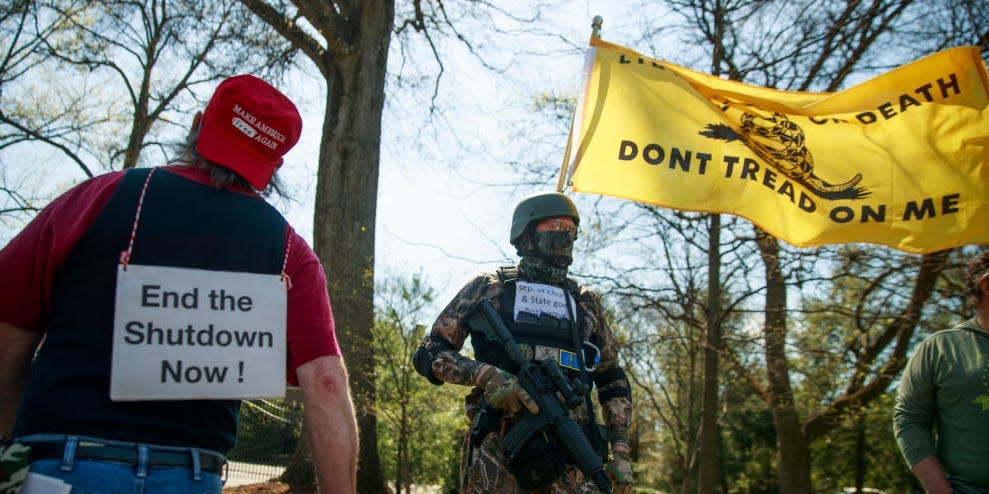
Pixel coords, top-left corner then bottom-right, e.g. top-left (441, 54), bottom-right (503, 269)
top-left (536, 218), bottom-right (580, 238)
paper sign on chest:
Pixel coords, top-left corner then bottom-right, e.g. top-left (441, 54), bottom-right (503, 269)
top-left (514, 281), bottom-right (576, 321)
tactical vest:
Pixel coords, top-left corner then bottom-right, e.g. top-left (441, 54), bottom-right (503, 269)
top-left (469, 266), bottom-right (590, 378)
top-left (14, 168), bottom-right (287, 454)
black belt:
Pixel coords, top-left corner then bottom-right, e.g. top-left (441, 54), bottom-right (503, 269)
top-left (28, 442), bottom-right (226, 474)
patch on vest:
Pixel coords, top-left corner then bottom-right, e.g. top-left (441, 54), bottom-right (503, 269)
top-left (534, 345), bottom-right (580, 371)
top-left (559, 350), bottom-right (580, 371)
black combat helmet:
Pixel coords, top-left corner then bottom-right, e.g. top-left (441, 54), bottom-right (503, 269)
top-left (510, 192), bottom-right (580, 245)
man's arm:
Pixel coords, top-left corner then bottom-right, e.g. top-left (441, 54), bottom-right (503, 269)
top-left (296, 355), bottom-right (358, 494)
top-left (894, 338), bottom-right (944, 493)
top-left (911, 456), bottom-right (953, 494)
top-left (414, 273), bottom-right (496, 386)
top-left (580, 288), bottom-right (633, 492)
top-left (0, 322), bottom-right (39, 435)
top-left (581, 290), bottom-right (632, 448)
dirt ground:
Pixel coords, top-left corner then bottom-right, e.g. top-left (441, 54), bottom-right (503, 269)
top-left (223, 481), bottom-right (292, 493)
top-left (223, 481), bottom-right (436, 493)
top-left (222, 481), bottom-right (429, 493)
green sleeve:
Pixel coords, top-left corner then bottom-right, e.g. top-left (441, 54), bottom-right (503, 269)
top-left (893, 337), bottom-right (938, 466)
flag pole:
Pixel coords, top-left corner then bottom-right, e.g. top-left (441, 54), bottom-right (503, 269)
top-left (556, 16), bottom-right (603, 193)
top-left (591, 15), bottom-right (603, 39)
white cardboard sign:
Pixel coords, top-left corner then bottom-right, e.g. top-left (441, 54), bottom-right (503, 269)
top-left (110, 264), bottom-right (286, 401)
top-left (19, 473), bottom-right (72, 494)
top-left (513, 281), bottom-right (575, 321)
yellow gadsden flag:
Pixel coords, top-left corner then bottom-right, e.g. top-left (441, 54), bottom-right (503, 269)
top-left (559, 38), bottom-right (989, 253)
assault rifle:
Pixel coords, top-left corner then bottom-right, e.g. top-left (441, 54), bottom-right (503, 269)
top-left (467, 299), bottom-right (612, 494)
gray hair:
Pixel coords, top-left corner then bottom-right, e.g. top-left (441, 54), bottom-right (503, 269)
top-left (174, 129), bottom-right (288, 199)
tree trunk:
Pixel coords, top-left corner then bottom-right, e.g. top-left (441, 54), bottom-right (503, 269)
top-left (121, 43), bottom-right (155, 170)
top-left (854, 413), bottom-right (866, 493)
top-left (395, 431), bottom-right (402, 494)
top-left (756, 229), bottom-right (811, 494)
top-left (680, 312), bottom-right (699, 494)
top-left (697, 213), bottom-right (722, 493)
top-left (698, 1), bottom-right (730, 485)
top-left (312, 1), bottom-right (393, 487)
top-left (122, 109), bottom-right (152, 170)
top-left (401, 401), bottom-right (410, 494)
top-left (280, 431), bottom-right (317, 493)
top-left (238, 1), bottom-right (396, 490)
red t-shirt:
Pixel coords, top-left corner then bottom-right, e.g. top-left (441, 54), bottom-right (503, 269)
top-left (0, 165), bottom-right (339, 385)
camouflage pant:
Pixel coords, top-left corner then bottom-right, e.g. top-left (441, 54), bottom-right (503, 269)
top-left (0, 440), bottom-right (30, 494)
top-left (459, 431), bottom-right (603, 494)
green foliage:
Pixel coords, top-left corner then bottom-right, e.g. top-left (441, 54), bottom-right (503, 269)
top-left (718, 385), bottom-right (778, 494)
top-left (372, 273), bottom-right (466, 491)
top-left (809, 394), bottom-right (921, 494)
top-left (615, 306), bottom-right (700, 493)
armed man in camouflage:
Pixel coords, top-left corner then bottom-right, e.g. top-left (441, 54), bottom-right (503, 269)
top-left (413, 192), bottom-right (633, 494)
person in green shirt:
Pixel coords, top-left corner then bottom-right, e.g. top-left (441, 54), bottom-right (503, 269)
top-left (894, 250), bottom-right (989, 494)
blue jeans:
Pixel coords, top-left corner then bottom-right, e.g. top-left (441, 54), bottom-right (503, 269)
top-left (20, 435), bottom-right (224, 494)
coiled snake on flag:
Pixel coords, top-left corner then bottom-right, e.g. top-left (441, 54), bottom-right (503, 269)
top-left (701, 103), bottom-right (870, 200)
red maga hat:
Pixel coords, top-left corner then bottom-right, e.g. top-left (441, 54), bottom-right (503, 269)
top-left (196, 74), bottom-right (302, 189)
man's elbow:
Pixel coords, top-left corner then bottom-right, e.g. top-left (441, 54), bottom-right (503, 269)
top-left (297, 355), bottom-right (351, 399)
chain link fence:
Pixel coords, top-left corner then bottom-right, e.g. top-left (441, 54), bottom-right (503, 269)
top-left (225, 398), bottom-right (303, 486)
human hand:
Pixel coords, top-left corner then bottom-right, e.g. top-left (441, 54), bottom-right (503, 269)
top-left (605, 450), bottom-right (632, 494)
top-left (478, 367), bottom-right (539, 415)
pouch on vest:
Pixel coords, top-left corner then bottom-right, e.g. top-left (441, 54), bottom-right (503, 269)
top-left (505, 429), bottom-right (567, 490)
top-left (468, 407), bottom-right (500, 451)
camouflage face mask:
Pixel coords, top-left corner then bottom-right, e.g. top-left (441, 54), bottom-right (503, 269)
top-left (517, 230), bottom-right (576, 284)
top-left (519, 255), bottom-right (569, 285)
top-left (532, 230), bottom-right (575, 268)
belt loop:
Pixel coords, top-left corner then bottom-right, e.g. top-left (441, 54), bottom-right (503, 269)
top-left (136, 444), bottom-right (149, 478)
top-left (190, 448), bottom-right (202, 481)
top-left (60, 436), bottom-right (79, 472)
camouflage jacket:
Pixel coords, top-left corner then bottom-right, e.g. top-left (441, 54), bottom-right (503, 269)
top-left (417, 267), bottom-right (632, 450)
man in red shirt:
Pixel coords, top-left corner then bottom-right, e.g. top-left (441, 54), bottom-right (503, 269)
top-left (0, 75), bottom-right (357, 493)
